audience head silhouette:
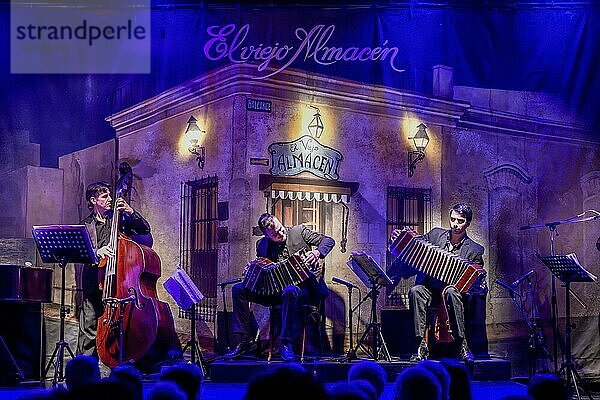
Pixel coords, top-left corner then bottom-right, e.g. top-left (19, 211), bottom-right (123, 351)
top-left (348, 361), bottom-right (386, 398)
top-left (419, 360), bottom-right (451, 400)
top-left (330, 380), bottom-right (376, 400)
top-left (147, 381), bottom-right (187, 400)
top-left (527, 373), bottom-right (567, 400)
top-left (394, 366), bottom-right (441, 400)
top-left (109, 364), bottom-right (143, 400)
top-left (159, 362), bottom-right (204, 400)
top-left (244, 365), bottom-right (328, 400)
top-left (440, 359), bottom-right (472, 400)
top-left (64, 355), bottom-right (100, 391)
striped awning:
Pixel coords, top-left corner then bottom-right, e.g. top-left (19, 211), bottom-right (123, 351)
top-left (259, 174), bottom-right (359, 205)
top-left (269, 189), bottom-right (349, 204)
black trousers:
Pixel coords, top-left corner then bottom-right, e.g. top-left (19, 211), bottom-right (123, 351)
top-left (77, 265), bottom-right (103, 357)
top-left (231, 282), bottom-right (315, 343)
top-left (409, 284), bottom-right (466, 340)
top-left (77, 289), bottom-right (103, 356)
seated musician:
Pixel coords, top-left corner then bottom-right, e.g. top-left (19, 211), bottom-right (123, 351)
top-left (77, 182), bottom-right (152, 357)
top-left (226, 213), bottom-right (335, 361)
top-left (390, 203), bottom-right (486, 362)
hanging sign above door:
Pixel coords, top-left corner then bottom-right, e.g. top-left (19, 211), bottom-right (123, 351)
top-left (268, 135), bottom-right (343, 180)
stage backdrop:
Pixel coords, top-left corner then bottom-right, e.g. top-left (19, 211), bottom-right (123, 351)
top-left (1, 1), bottom-right (599, 379)
top-left (1, 3), bottom-right (599, 166)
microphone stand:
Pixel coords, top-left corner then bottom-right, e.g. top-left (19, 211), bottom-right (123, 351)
top-left (548, 224), bottom-right (561, 373)
top-left (496, 277), bottom-right (551, 377)
top-left (219, 282), bottom-right (232, 353)
top-left (217, 278), bottom-right (242, 355)
top-left (544, 225), bottom-right (585, 372)
top-left (324, 281), bottom-right (358, 363)
top-left (520, 211), bottom-right (596, 373)
top-left (525, 277), bottom-right (552, 377)
top-left (331, 278), bottom-right (359, 355)
top-left (345, 284), bottom-right (355, 353)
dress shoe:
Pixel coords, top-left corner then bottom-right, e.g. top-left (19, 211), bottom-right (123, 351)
top-left (410, 338), bottom-right (429, 362)
top-left (225, 340), bottom-right (257, 359)
top-left (460, 340), bottom-right (474, 363)
top-left (280, 341), bottom-right (295, 361)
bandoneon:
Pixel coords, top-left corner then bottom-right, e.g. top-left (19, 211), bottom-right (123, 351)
top-left (389, 228), bottom-right (486, 294)
top-left (243, 248), bottom-right (314, 296)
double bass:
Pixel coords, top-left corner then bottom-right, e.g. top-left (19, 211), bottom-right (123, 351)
top-left (97, 163), bottom-right (179, 369)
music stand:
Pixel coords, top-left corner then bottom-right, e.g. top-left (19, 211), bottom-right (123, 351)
top-left (346, 251), bottom-right (393, 361)
top-left (537, 253), bottom-right (596, 400)
top-left (520, 213), bottom-right (596, 373)
top-left (163, 267), bottom-right (207, 377)
top-left (32, 225), bottom-right (97, 387)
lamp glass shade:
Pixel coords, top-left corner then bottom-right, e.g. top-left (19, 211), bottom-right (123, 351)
top-left (186, 116), bottom-right (206, 154)
top-left (308, 113), bottom-right (324, 138)
top-left (412, 123), bottom-right (429, 152)
top-left (186, 116), bottom-right (203, 137)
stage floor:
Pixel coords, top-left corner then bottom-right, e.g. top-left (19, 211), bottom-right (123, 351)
top-left (208, 357), bottom-right (512, 383)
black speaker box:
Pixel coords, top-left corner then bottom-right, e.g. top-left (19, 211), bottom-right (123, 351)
top-left (380, 309), bottom-right (415, 357)
top-left (0, 335), bottom-right (23, 386)
top-left (0, 303), bottom-right (43, 381)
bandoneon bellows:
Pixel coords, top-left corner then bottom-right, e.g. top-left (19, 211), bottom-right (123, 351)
top-left (389, 228), bottom-right (486, 294)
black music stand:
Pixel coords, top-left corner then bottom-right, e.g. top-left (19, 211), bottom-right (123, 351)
top-left (537, 253), bottom-right (596, 400)
top-left (346, 251), bottom-right (393, 361)
top-left (163, 267), bottom-right (207, 377)
top-left (32, 225), bottom-right (97, 387)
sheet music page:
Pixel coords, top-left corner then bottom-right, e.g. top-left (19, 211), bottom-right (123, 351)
top-left (567, 253), bottom-right (598, 281)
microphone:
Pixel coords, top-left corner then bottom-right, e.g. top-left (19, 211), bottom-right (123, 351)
top-left (218, 277), bottom-right (242, 287)
top-left (495, 279), bottom-right (515, 294)
top-left (512, 270), bottom-right (535, 287)
top-left (331, 276), bottom-right (358, 289)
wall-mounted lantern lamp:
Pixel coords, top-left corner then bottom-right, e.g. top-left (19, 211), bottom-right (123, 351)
top-left (408, 123), bottom-right (430, 177)
top-left (307, 105), bottom-right (324, 139)
top-left (186, 116), bottom-right (206, 170)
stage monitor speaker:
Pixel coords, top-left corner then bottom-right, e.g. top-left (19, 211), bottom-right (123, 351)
top-left (0, 335), bottom-right (23, 386)
top-left (380, 309), bottom-right (415, 357)
top-left (0, 302), bottom-right (43, 381)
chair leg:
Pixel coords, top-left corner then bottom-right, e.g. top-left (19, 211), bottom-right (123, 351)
top-left (268, 309), bottom-right (274, 362)
top-left (300, 323), bottom-right (307, 363)
top-left (268, 335), bottom-right (273, 362)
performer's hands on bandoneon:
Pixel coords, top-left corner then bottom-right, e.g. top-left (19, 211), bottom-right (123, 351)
top-left (304, 249), bottom-right (321, 267)
top-left (391, 229), bottom-right (402, 242)
top-left (242, 262), bottom-right (252, 277)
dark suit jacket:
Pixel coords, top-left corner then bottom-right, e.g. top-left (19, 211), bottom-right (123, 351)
top-left (256, 225), bottom-right (335, 299)
top-left (424, 228), bottom-right (484, 265)
top-left (82, 210), bottom-right (152, 251)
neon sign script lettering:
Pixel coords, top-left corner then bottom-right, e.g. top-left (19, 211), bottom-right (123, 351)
top-left (204, 24), bottom-right (405, 79)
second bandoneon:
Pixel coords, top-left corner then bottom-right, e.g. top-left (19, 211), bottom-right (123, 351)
top-left (389, 228), bottom-right (486, 294)
top-left (243, 248), bottom-right (315, 296)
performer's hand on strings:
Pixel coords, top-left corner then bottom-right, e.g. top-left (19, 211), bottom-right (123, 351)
top-left (115, 198), bottom-right (134, 215)
top-left (97, 245), bottom-right (114, 259)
